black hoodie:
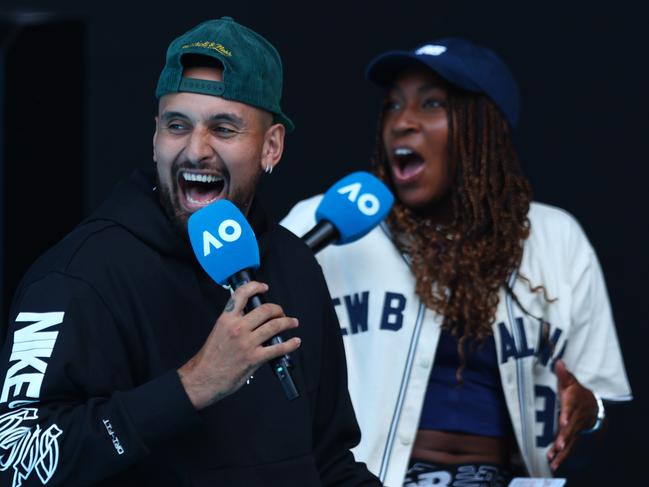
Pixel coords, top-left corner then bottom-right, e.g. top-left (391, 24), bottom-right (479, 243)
top-left (0, 169), bottom-right (380, 487)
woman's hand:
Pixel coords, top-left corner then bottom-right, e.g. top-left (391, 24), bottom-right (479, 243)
top-left (547, 359), bottom-right (600, 471)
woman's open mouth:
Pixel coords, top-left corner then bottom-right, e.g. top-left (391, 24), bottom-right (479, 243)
top-left (391, 147), bottom-right (426, 182)
top-left (177, 170), bottom-right (225, 210)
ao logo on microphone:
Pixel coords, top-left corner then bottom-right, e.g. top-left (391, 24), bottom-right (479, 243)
top-left (315, 171), bottom-right (394, 245)
top-left (337, 182), bottom-right (380, 216)
top-left (202, 219), bottom-right (242, 256)
top-left (188, 200), bottom-right (260, 285)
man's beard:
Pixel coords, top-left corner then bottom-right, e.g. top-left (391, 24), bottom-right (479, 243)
top-left (154, 170), bottom-right (190, 235)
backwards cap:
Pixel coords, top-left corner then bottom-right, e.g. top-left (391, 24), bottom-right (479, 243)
top-left (366, 37), bottom-right (520, 127)
top-left (156, 16), bottom-right (294, 132)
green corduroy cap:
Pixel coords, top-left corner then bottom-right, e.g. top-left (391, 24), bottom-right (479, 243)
top-left (156, 16), bottom-right (294, 132)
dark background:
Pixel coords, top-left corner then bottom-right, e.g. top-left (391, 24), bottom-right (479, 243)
top-left (1, 0), bottom-right (647, 484)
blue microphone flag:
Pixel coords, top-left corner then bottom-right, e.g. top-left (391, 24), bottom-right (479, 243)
top-left (315, 171), bottom-right (394, 244)
top-left (188, 200), bottom-right (260, 285)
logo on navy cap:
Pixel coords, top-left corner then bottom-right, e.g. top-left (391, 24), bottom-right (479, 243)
top-left (415, 44), bottom-right (447, 56)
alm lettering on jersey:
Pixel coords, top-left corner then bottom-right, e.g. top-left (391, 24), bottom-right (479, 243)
top-left (498, 318), bottom-right (566, 368)
top-left (1, 312), bottom-right (64, 409)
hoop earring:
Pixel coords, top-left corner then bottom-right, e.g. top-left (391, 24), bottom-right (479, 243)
top-left (264, 164), bottom-right (273, 174)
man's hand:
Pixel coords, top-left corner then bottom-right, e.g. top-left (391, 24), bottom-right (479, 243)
top-left (546, 359), bottom-right (598, 470)
top-left (178, 281), bottom-right (301, 409)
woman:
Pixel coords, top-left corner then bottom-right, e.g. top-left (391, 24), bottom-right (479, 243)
top-left (282, 38), bottom-right (631, 486)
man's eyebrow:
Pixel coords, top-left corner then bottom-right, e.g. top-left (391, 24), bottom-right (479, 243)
top-left (159, 111), bottom-right (189, 122)
top-left (208, 113), bottom-right (246, 127)
top-left (159, 111), bottom-right (246, 126)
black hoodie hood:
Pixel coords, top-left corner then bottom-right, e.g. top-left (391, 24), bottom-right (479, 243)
top-left (87, 168), bottom-right (270, 261)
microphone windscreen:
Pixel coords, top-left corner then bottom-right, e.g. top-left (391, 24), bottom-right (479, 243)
top-left (315, 171), bottom-right (394, 244)
top-left (188, 200), bottom-right (260, 285)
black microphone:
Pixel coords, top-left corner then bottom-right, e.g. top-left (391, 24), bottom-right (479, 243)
top-left (301, 220), bottom-right (339, 254)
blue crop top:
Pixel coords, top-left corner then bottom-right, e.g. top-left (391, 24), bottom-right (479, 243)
top-left (418, 330), bottom-right (511, 437)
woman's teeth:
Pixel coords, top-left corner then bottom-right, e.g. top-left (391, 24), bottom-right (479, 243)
top-left (394, 147), bottom-right (414, 157)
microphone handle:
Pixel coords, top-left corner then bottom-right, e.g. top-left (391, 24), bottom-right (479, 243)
top-left (229, 269), bottom-right (299, 401)
top-left (301, 220), bottom-right (339, 254)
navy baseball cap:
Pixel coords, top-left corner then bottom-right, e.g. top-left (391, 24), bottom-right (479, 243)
top-left (366, 38), bottom-right (520, 127)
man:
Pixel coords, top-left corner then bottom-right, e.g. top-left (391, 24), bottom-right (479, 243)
top-left (0, 17), bottom-right (380, 486)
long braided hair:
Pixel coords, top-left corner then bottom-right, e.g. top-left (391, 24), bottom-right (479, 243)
top-left (375, 84), bottom-right (537, 376)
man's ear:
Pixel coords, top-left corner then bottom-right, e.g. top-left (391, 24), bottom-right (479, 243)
top-left (153, 116), bottom-right (159, 162)
top-left (260, 123), bottom-right (285, 173)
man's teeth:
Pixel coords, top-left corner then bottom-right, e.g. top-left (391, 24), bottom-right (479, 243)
top-left (182, 172), bottom-right (222, 183)
top-left (394, 147), bottom-right (414, 156)
top-left (186, 194), bottom-right (217, 205)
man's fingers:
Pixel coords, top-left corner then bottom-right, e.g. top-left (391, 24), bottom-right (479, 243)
top-left (258, 335), bottom-right (302, 363)
top-left (253, 316), bottom-right (299, 344)
top-left (243, 302), bottom-right (286, 331)
top-left (226, 281), bottom-right (269, 315)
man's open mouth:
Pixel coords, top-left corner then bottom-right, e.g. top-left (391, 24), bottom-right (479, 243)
top-left (391, 147), bottom-right (425, 180)
top-left (177, 170), bottom-right (225, 208)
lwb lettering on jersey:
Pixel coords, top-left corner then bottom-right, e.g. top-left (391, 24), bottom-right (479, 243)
top-left (333, 291), bottom-right (407, 335)
top-left (334, 292), bottom-right (369, 335)
top-left (1, 312), bottom-right (64, 408)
